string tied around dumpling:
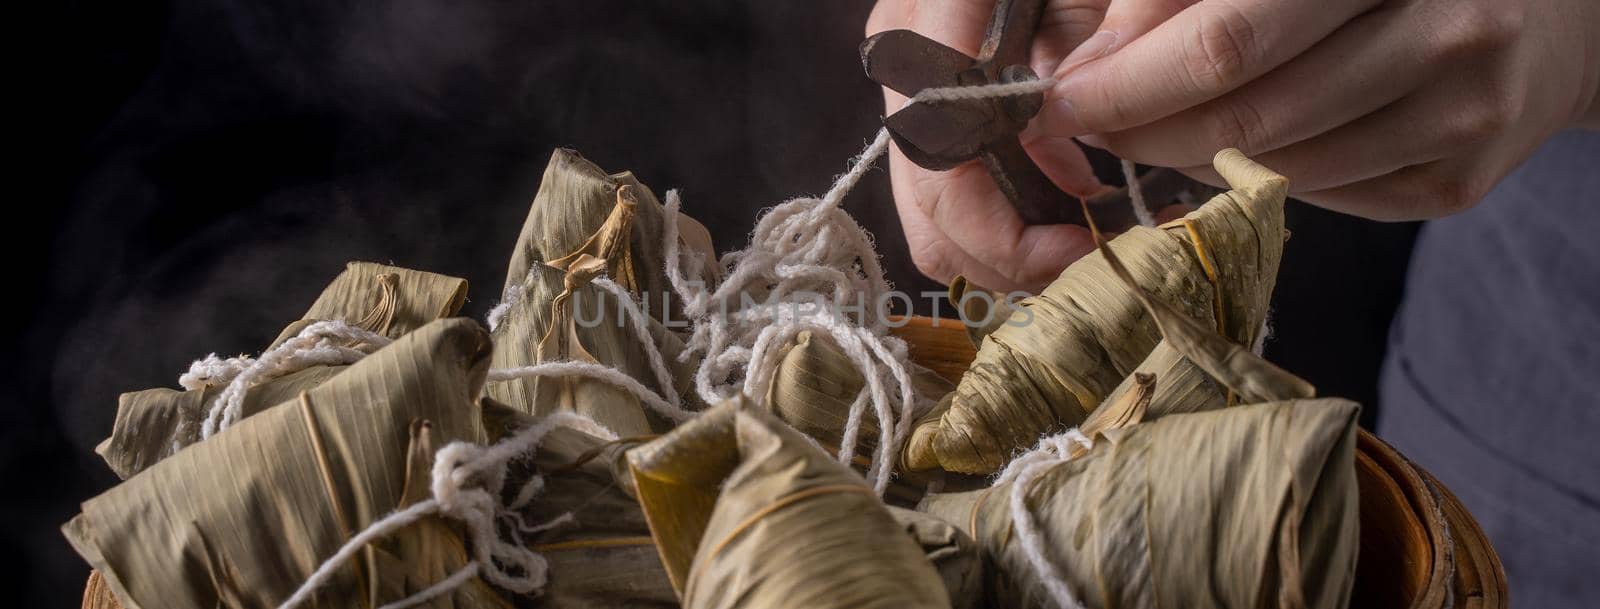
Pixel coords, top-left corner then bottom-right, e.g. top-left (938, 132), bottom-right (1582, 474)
top-left (275, 411), bottom-right (615, 609)
top-left (198, 320), bottom-right (393, 440)
top-left (994, 428), bottom-right (1096, 609)
top-left (658, 79), bottom-right (1060, 497)
top-left (487, 267), bottom-right (692, 424)
top-left (234, 77), bottom-right (1067, 606)
top-left (661, 136), bottom-right (916, 495)
top-left (178, 353), bottom-right (252, 391)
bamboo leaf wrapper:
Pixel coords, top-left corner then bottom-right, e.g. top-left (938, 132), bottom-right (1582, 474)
top-left (95, 262), bottom-right (468, 479)
top-left (626, 401), bottom-right (957, 609)
top-left (66, 319), bottom-right (504, 609)
top-left (906, 149), bottom-right (1290, 475)
top-left (919, 399), bottom-right (1362, 609)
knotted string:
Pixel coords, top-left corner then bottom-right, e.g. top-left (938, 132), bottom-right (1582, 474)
top-left (194, 320), bottom-right (393, 440)
top-left (200, 77), bottom-right (1063, 607)
top-left (274, 411), bottom-right (613, 609)
top-left (661, 78), bottom-right (1058, 495)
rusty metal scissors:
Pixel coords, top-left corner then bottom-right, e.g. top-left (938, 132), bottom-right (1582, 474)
top-left (861, 0), bottom-right (1190, 231)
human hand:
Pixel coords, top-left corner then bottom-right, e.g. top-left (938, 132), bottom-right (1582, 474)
top-left (1042, 0), bottom-right (1600, 220)
top-left (869, 0), bottom-right (1600, 291)
top-left (867, 0), bottom-right (1162, 293)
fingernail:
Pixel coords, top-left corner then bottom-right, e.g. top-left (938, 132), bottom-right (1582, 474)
top-left (1039, 95), bottom-right (1086, 136)
top-left (1059, 30), bottom-right (1118, 74)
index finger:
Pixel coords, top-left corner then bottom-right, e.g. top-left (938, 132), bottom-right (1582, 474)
top-left (1051, 0), bottom-right (1378, 134)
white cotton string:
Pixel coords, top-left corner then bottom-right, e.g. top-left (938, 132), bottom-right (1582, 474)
top-left (995, 429), bottom-right (1094, 609)
top-left (488, 361), bottom-right (695, 423)
top-left (591, 276), bottom-right (682, 411)
top-left (485, 278), bottom-right (525, 332)
top-left (277, 411), bottom-right (605, 609)
top-left (199, 321), bottom-right (392, 440)
top-left (821, 128), bottom-right (892, 208)
top-left (178, 354), bottom-right (252, 390)
top-left (271, 77), bottom-right (1072, 605)
top-left (375, 563), bottom-right (480, 609)
top-left (1251, 309), bottom-right (1273, 356)
top-left (656, 79), bottom-right (1054, 496)
top-left (275, 499), bottom-right (441, 609)
top-left (662, 190), bottom-right (709, 317)
top-left (668, 130), bottom-right (895, 397)
top-left (666, 146), bottom-right (911, 491)
top-left (737, 304), bottom-right (912, 494)
top-left (1121, 158), bottom-right (1156, 228)
top-left (911, 78), bottom-right (1055, 103)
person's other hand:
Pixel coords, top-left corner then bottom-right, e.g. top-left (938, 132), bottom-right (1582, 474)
top-left (1047, 0), bottom-right (1600, 220)
top-left (870, 0), bottom-right (1600, 291)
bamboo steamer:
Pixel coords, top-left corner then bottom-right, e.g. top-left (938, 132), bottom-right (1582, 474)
top-left (80, 315), bottom-right (1507, 609)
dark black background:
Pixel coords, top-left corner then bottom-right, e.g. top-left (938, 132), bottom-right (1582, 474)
top-left (8, 2), bottom-right (1416, 606)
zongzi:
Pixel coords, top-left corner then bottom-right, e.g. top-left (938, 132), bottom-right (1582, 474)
top-left (626, 400), bottom-right (955, 609)
top-left (66, 319), bottom-right (504, 609)
top-left (499, 148), bottom-right (717, 327)
top-left (475, 399), bottom-right (677, 608)
top-left (919, 399), bottom-right (1361, 609)
top-left (95, 262), bottom-right (468, 479)
top-left (905, 149), bottom-right (1288, 474)
top-left (487, 261), bottom-right (698, 436)
top-left (764, 329), bottom-right (961, 502)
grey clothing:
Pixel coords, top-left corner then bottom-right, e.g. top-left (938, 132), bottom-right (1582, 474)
top-left (1379, 129), bottom-right (1600, 608)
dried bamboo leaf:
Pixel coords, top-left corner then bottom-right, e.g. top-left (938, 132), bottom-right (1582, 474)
top-left (627, 400), bottom-right (953, 609)
top-left (546, 187), bottom-right (641, 293)
top-left (906, 149), bottom-right (1289, 474)
top-left (1095, 340), bottom-right (1229, 424)
top-left (487, 263), bottom-right (698, 435)
top-left (946, 276), bottom-right (1015, 348)
top-left (919, 399), bottom-right (1362, 609)
top-left (96, 366), bottom-right (344, 479)
top-left (96, 263), bottom-right (469, 479)
top-left (270, 261), bottom-right (469, 349)
top-left (889, 506), bottom-right (985, 609)
top-left (764, 331), bottom-right (967, 504)
top-left (1074, 371), bottom-right (1153, 452)
top-left (765, 331), bottom-right (953, 450)
top-left (65, 319), bottom-right (504, 609)
top-left (504, 149), bottom-right (716, 323)
top-left (1092, 216), bottom-right (1315, 404)
top-left (477, 400), bottom-right (676, 608)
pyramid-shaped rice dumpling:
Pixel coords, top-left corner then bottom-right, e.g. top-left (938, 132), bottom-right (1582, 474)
top-left (626, 400), bottom-right (959, 609)
top-left (96, 262), bottom-right (468, 479)
top-left (906, 149), bottom-right (1288, 474)
top-left (476, 400), bottom-right (677, 608)
top-left (487, 261), bottom-right (699, 436)
top-left (918, 399), bottom-right (1361, 609)
top-left (66, 319), bottom-right (504, 609)
top-left (501, 149), bottom-right (717, 325)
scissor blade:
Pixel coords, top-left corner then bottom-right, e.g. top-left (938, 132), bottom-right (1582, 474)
top-left (861, 29), bottom-right (973, 97)
top-left (884, 100), bottom-right (993, 169)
